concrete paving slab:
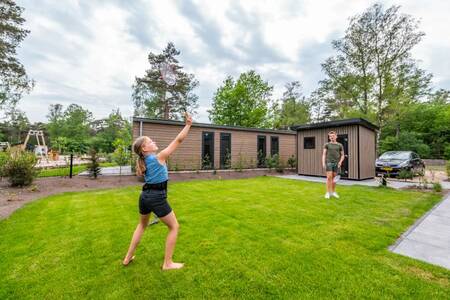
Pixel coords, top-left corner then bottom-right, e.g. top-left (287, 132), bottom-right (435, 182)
top-left (392, 238), bottom-right (450, 269)
top-left (390, 193), bottom-right (450, 270)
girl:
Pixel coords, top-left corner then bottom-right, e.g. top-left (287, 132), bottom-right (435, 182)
top-left (322, 131), bottom-right (345, 199)
top-left (123, 113), bottom-right (192, 270)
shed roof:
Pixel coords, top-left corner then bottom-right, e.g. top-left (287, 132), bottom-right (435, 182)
top-left (133, 117), bottom-right (296, 135)
top-left (291, 118), bottom-right (378, 132)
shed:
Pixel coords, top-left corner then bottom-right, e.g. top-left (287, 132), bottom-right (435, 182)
top-left (292, 118), bottom-right (378, 180)
top-left (133, 118), bottom-right (296, 171)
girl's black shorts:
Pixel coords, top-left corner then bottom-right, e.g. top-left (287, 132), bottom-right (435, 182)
top-left (139, 189), bottom-right (172, 217)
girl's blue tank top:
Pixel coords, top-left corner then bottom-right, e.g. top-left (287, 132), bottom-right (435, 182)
top-left (144, 154), bottom-right (168, 184)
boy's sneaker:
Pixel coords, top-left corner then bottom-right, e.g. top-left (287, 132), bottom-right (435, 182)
top-left (332, 192), bottom-right (340, 199)
top-left (325, 192), bottom-right (330, 199)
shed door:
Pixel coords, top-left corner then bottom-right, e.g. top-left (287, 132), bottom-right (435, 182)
top-left (337, 134), bottom-right (349, 178)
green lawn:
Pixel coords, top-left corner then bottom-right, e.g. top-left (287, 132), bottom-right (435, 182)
top-left (0, 177), bottom-right (448, 299)
top-left (37, 162), bottom-right (118, 177)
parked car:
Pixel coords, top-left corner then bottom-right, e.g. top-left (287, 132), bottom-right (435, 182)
top-left (375, 151), bottom-right (425, 177)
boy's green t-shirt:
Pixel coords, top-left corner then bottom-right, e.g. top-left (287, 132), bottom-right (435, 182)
top-left (324, 142), bottom-right (343, 163)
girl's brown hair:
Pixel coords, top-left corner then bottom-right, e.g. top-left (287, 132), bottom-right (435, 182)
top-left (133, 136), bottom-right (148, 176)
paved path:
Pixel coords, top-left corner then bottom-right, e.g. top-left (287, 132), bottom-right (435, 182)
top-left (275, 174), bottom-right (425, 189)
top-left (79, 166), bottom-right (133, 176)
top-left (389, 193), bottom-right (450, 270)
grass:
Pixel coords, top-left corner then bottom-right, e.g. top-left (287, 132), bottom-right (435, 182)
top-left (37, 162), bottom-right (118, 177)
top-left (0, 177), bottom-right (449, 299)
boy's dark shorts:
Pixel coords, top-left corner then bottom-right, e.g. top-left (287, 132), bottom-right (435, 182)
top-left (326, 162), bottom-right (338, 172)
top-left (139, 189), bottom-right (172, 217)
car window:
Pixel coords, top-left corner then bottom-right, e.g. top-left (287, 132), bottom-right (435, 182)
top-left (379, 152), bottom-right (411, 160)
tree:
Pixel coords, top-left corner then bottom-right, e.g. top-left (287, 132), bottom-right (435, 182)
top-left (132, 42), bottom-right (199, 120)
top-left (3, 106), bottom-right (29, 144)
top-left (272, 82), bottom-right (311, 129)
top-left (208, 70), bottom-right (273, 127)
top-left (112, 138), bottom-right (130, 178)
top-left (91, 109), bottom-right (131, 153)
top-left (0, 0), bottom-right (34, 110)
top-left (46, 104), bottom-right (64, 140)
top-left (86, 148), bottom-right (101, 179)
top-left (313, 4), bottom-right (430, 132)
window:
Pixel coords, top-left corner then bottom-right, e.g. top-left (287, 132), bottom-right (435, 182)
top-left (270, 136), bottom-right (279, 156)
top-left (220, 133), bottom-right (231, 169)
top-left (202, 132), bottom-right (214, 169)
top-left (304, 137), bottom-right (315, 149)
top-left (257, 135), bottom-right (266, 167)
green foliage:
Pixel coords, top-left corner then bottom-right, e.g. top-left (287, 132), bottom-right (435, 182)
top-left (0, 151), bottom-right (9, 177)
top-left (443, 144), bottom-right (450, 160)
top-left (112, 138), bottom-right (130, 176)
top-left (91, 109), bottom-right (131, 153)
top-left (209, 70), bottom-right (273, 128)
top-left (379, 131), bottom-right (430, 158)
top-left (266, 154), bottom-right (283, 172)
top-left (0, 0), bottom-right (34, 109)
top-left (398, 169), bottom-right (413, 181)
top-left (313, 4), bottom-right (430, 130)
top-left (287, 155), bottom-right (297, 169)
top-left (132, 42), bottom-right (199, 120)
top-left (1, 150), bottom-right (38, 187)
top-left (432, 182), bottom-right (442, 193)
top-left (86, 148), bottom-right (101, 179)
top-left (46, 104), bottom-right (93, 154)
top-left (272, 82), bottom-right (311, 129)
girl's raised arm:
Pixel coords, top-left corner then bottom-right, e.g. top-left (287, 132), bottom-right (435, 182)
top-left (157, 113), bottom-right (193, 162)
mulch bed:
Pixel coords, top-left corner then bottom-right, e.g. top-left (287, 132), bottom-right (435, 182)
top-left (0, 169), bottom-right (293, 220)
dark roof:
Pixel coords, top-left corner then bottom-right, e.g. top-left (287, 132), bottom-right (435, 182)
top-left (291, 118), bottom-right (378, 132)
top-left (133, 117), bottom-right (296, 135)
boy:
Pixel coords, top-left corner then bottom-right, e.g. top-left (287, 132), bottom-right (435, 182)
top-left (322, 131), bottom-right (345, 199)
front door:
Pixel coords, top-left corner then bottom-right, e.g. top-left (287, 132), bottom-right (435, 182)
top-left (336, 134), bottom-right (349, 178)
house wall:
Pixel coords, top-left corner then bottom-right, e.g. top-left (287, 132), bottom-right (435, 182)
top-left (133, 121), bottom-right (296, 170)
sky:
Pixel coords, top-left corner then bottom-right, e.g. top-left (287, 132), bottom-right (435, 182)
top-left (15, 0), bottom-right (450, 123)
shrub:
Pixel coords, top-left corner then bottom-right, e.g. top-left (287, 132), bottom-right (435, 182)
top-left (433, 182), bottom-right (442, 193)
top-left (398, 169), bottom-right (413, 181)
top-left (86, 148), bottom-right (101, 178)
top-left (287, 155), bottom-right (296, 169)
top-left (2, 150), bottom-right (38, 187)
top-left (0, 151), bottom-right (9, 178)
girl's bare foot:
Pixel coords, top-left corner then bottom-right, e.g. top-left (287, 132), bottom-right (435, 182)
top-left (122, 255), bottom-right (135, 266)
top-left (162, 262), bottom-right (184, 270)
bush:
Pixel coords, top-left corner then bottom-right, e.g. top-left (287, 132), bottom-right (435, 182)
top-left (398, 169), bottom-right (413, 181)
top-left (2, 150), bottom-right (38, 187)
top-left (0, 151), bottom-right (9, 178)
top-left (433, 182), bottom-right (442, 193)
top-left (287, 155), bottom-right (296, 169)
top-left (444, 144), bottom-right (450, 160)
top-left (86, 148), bottom-right (101, 178)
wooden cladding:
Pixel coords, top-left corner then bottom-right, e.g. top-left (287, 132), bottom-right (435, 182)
top-left (133, 120), bottom-right (296, 170)
top-left (297, 124), bottom-right (377, 180)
